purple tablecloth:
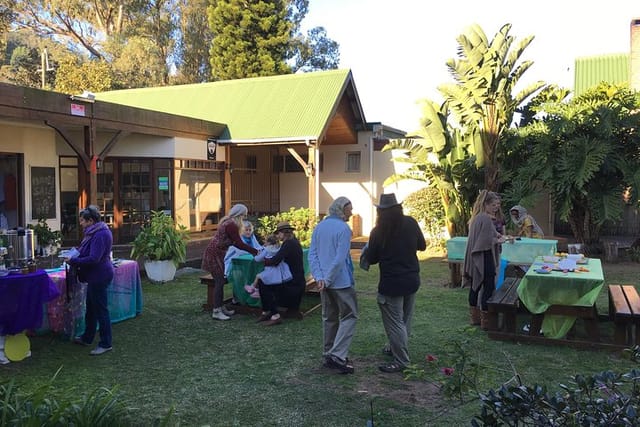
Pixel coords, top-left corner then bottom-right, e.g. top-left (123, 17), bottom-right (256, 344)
top-left (0, 270), bottom-right (60, 335)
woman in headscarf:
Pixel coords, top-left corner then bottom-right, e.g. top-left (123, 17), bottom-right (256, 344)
top-left (509, 205), bottom-right (544, 238)
top-left (69, 205), bottom-right (114, 355)
top-left (202, 204), bottom-right (259, 320)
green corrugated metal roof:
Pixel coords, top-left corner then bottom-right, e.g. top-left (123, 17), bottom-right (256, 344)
top-left (97, 69), bottom-right (360, 141)
top-left (574, 53), bottom-right (629, 96)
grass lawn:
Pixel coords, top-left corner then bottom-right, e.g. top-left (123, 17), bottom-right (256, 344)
top-left (4, 255), bottom-right (640, 426)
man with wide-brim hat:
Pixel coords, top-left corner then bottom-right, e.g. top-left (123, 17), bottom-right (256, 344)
top-left (365, 192), bottom-right (426, 373)
top-left (258, 220), bottom-right (306, 325)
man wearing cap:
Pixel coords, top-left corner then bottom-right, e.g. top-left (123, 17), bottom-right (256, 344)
top-left (309, 196), bottom-right (357, 374)
top-left (365, 193), bottom-right (426, 373)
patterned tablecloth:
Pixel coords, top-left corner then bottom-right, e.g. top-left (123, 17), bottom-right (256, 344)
top-left (42, 260), bottom-right (143, 338)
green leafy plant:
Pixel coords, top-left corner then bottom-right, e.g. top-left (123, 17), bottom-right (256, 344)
top-left (403, 187), bottom-right (446, 251)
top-left (473, 369), bottom-right (640, 425)
top-left (130, 210), bottom-right (189, 266)
top-left (255, 207), bottom-right (318, 248)
top-left (28, 217), bottom-right (62, 248)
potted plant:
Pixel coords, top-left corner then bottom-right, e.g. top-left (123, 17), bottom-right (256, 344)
top-left (28, 218), bottom-right (62, 256)
top-left (130, 210), bottom-right (189, 282)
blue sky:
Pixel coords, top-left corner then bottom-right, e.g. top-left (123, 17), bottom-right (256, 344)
top-left (303, 0), bottom-right (639, 132)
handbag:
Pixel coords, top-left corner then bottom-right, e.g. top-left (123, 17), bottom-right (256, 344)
top-left (359, 242), bottom-right (370, 271)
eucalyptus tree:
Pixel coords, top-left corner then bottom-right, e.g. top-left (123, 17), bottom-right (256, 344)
top-left (512, 83), bottom-right (640, 245)
top-left (383, 99), bottom-right (483, 236)
top-left (10, 0), bottom-right (179, 88)
top-left (440, 23), bottom-right (546, 191)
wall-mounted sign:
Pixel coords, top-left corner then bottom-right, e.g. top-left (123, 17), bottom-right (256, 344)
top-left (70, 103), bottom-right (86, 116)
top-left (158, 176), bottom-right (169, 191)
top-left (31, 167), bottom-right (56, 219)
top-left (207, 137), bottom-right (217, 160)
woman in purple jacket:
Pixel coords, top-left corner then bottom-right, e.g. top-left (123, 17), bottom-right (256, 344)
top-left (69, 205), bottom-right (114, 355)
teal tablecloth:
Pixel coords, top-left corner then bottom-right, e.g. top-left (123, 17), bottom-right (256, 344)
top-left (446, 236), bottom-right (558, 264)
top-left (517, 257), bottom-right (604, 339)
top-left (229, 249), bottom-right (310, 307)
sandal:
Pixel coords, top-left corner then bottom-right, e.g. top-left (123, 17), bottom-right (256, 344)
top-left (378, 362), bottom-right (406, 373)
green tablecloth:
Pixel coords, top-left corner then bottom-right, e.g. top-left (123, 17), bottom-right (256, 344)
top-left (446, 237), bottom-right (558, 264)
top-left (229, 249), bottom-right (310, 307)
top-left (517, 257), bottom-right (604, 339)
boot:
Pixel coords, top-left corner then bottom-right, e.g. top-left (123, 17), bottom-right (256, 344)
top-left (480, 311), bottom-right (489, 331)
top-left (469, 306), bottom-right (481, 326)
top-left (212, 308), bottom-right (230, 321)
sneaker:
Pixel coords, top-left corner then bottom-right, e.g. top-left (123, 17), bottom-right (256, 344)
top-left (212, 309), bottom-right (230, 321)
top-left (90, 346), bottom-right (112, 356)
top-left (73, 337), bottom-right (90, 346)
top-left (326, 355), bottom-right (355, 374)
top-left (221, 306), bottom-right (235, 316)
top-left (378, 362), bottom-right (405, 373)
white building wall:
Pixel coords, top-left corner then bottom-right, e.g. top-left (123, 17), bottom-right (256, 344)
top-left (279, 171), bottom-right (308, 211)
top-left (0, 121), bottom-right (61, 230)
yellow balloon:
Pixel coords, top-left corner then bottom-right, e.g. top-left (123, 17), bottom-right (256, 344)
top-left (4, 332), bottom-right (30, 362)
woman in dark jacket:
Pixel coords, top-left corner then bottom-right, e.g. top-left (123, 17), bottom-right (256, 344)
top-left (259, 221), bottom-right (305, 324)
top-left (69, 205), bottom-right (114, 356)
top-left (367, 193), bottom-right (426, 373)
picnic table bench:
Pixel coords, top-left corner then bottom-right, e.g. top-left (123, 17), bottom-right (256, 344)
top-left (608, 284), bottom-right (640, 346)
top-left (487, 277), bottom-right (521, 334)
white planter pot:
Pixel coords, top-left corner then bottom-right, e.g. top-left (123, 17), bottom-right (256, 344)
top-left (144, 260), bottom-right (177, 283)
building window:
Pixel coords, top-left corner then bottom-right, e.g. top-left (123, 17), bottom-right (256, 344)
top-left (346, 151), bottom-right (361, 172)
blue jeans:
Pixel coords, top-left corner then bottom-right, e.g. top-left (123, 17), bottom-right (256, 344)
top-left (82, 280), bottom-right (112, 348)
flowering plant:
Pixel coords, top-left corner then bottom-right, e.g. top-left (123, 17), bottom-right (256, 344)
top-left (403, 340), bottom-right (480, 401)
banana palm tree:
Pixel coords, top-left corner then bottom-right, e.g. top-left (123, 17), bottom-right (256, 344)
top-left (439, 23), bottom-right (546, 191)
top-left (383, 99), bottom-right (482, 236)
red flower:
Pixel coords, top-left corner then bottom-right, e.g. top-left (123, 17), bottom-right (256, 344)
top-left (441, 367), bottom-right (455, 376)
top-left (426, 354), bottom-right (438, 362)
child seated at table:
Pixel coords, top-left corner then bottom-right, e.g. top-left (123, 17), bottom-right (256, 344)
top-left (223, 220), bottom-right (263, 278)
top-left (244, 234), bottom-right (292, 298)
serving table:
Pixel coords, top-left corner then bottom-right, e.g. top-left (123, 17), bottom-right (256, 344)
top-left (517, 257), bottom-right (604, 339)
top-left (0, 270), bottom-right (60, 336)
top-left (446, 237), bottom-right (558, 286)
top-left (42, 260), bottom-right (143, 338)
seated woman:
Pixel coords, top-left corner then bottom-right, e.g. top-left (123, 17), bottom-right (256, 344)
top-left (509, 205), bottom-right (544, 238)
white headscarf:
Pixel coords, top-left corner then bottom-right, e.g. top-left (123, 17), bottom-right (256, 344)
top-left (228, 204), bottom-right (248, 218)
top-left (328, 197), bottom-right (352, 220)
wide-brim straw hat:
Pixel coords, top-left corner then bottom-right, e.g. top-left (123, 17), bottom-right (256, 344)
top-left (275, 221), bottom-right (295, 233)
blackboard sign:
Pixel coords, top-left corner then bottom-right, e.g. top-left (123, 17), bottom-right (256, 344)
top-left (31, 167), bottom-right (56, 219)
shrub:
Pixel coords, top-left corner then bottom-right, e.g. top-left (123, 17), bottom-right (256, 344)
top-left (130, 211), bottom-right (189, 266)
top-left (472, 369), bottom-right (640, 425)
top-left (403, 187), bottom-right (446, 251)
top-left (255, 207), bottom-right (317, 248)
